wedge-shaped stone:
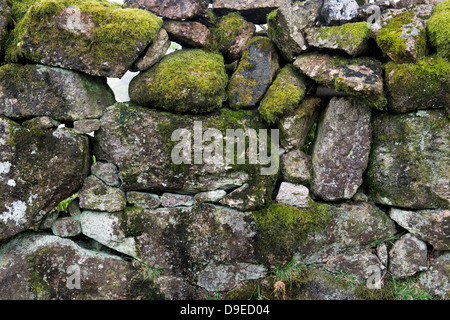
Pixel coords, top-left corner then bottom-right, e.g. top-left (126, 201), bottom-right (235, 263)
top-left (126, 0), bottom-right (209, 20)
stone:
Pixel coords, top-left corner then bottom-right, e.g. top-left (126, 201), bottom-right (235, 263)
top-left (79, 176), bottom-right (127, 212)
top-left (375, 5), bottom-right (433, 63)
top-left (281, 150), bottom-right (312, 186)
top-left (91, 162), bottom-right (121, 188)
top-left (22, 117), bottom-right (60, 130)
top-left (67, 199), bottom-right (81, 217)
top-left (385, 57), bottom-right (450, 114)
top-left (126, 191), bottom-right (161, 210)
top-left (267, 0), bottom-right (323, 61)
top-left (162, 20), bottom-right (212, 48)
top-left (129, 49), bottom-right (228, 113)
top-left (321, 0), bottom-right (360, 25)
top-left (258, 64), bottom-right (312, 125)
top-left (7, 1), bottom-right (162, 77)
top-left (390, 208), bottom-right (450, 250)
top-left (377, 242), bottom-right (389, 267)
top-left (213, 0), bottom-right (281, 24)
top-left (228, 37), bottom-right (280, 109)
top-left (427, 0), bottom-right (450, 60)
top-left (305, 22), bottom-right (371, 56)
top-left (125, 0), bottom-right (209, 20)
top-left (73, 119), bottom-right (101, 134)
top-left (0, 233), bottom-right (147, 299)
top-left (131, 28), bottom-right (171, 72)
top-left (325, 250), bottom-right (385, 281)
top-left (311, 97), bottom-right (372, 202)
top-left (388, 233), bottom-right (428, 279)
top-left (0, 118), bottom-right (89, 242)
top-left (51, 217), bottom-right (81, 237)
top-left (0, 64), bottom-right (115, 121)
top-left (220, 183), bottom-right (266, 211)
top-left (275, 182), bottom-right (311, 208)
top-left (39, 211), bottom-right (59, 230)
top-left (278, 97), bottom-right (323, 151)
top-left (161, 193), bottom-right (194, 207)
top-left (294, 53), bottom-right (387, 109)
top-left (94, 103), bottom-right (266, 193)
top-left (418, 252), bottom-right (450, 299)
top-left (194, 190), bottom-right (227, 204)
top-left (0, 0), bottom-right (9, 56)
top-left (211, 12), bottom-right (255, 63)
top-left (366, 110), bottom-right (449, 209)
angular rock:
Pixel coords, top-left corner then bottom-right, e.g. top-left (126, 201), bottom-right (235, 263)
top-left (275, 182), bottom-right (310, 208)
top-left (67, 199), bottom-right (81, 217)
top-left (228, 37), bottom-right (280, 109)
top-left (91, 162), bottom-right (121, 188)
top-left (418, 252), bottom-right (450, 299)
top-left (390, 208), bottom-right (450, 250)
top-left (0, 233), bottom-right (146, 299)
top-left (321, 0), bottom-right (360, 25)
top-left (162, 20), bottom-right (212, 48)
top-left (94, 103), bottom-right (269, 193)
top-left (220, 183), bottom-right (266, 211)
top-left (259, 64), bottom-right (311, 125)
top-left (278, 97), bottom-right (323, 151)
top-left (388, 233), bottom-right (428, 279)
top-left (79, 176), bottom-right (126, 212)
top-left (311, 97), bottom-right (372, 202)
top-left (126, 0), bottom-right (209, 20)
top-left (366, 110), bottom-right (449, 209)
top-left (161, 193), bottom-right (194, 207)
top-left (213, 0), bottom-right (281, 24)
top-left (210, 12), bottom-right (255, 63)
top-left (194, 190), bottom-right (227, 204)
top-left (7, 1), bottom-right (162, 77)
top-left (281, 150), bottom-right (312, 186)
top-left (73, 119), bottom-right (101, 134)
top-left (129, 49), bottom-right (228, 113)
top-left (267, 0), bottom-right (323, 61)
top-left (126, 191), bottom-right (161, 210)
top-left (39, 211), bottom-right (59, 230)
top-left (385, 57), bottom-right (450, 114)
top-left (294, 53), bottom-right (387, 109)
top-left (0, 64), bottom-right (115, 121)
top-left (427, 0), bottom-right (450, 60)
top-left (51, 217), bottom-right (81, 238)
top-left (305, 22), bottom-right (371, 56)
top-left (0, 119), bottom-right (89, 242)
top-left (325, 250), bottom-right (384, 281)
top-left (22, 117), bottom-right (60, 131)
top-left (131, 28), bottom-right (171, 72)
top-left (377, 242), bottom-right (389, 268)
top-left (0, 0), bottom-right (9, 55)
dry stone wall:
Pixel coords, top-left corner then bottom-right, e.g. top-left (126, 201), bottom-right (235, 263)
top-left (0, 0), bottom-right (448, 300)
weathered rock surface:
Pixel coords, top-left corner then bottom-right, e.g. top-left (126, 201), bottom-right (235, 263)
top-left (228, 37), bottom-right (280, 109)
top-left (22, 117), bottom-right (60, 131)
top-left (0, 64), bottom-right (115, 121)
top-left (126, 191), bottom-right (161, 209)
top-left (51, 217), bottom-right (82, 238)
top-left (79, 176), bottom-right (127, 212)
top-left (131, 28), bottom-right (171, 72)
top-left (0, 233), bottom-right (147, 299)
top-left (275, 182), bottom-right (311, 208)
top-left (91, 162), bottom-right (121, 188)
top-left (213, 0), bottom-right (281, 24)
top-left (161, 193), bottom-right (194, 207)
top-left (321, 0), bottom-right (360, 25)
top-left (194, 190), bottom-right (227, 204)
top-left (311, 97), bottom-right (372, 202)
top-left (126, 0), bottom-right (209, 20)
top-left (7, 1), bottom-right (162, 77)
top-left (294, 53), bottom-right (387, 109)
top-left (388, 233), bottom-right (428, 279)
top-left (73, 119), bottom-right (101, 134)
top-left (0, 118), bottom-right (89, 242)
top-left (129, 49), bottom-right (228, 113)
top-left (281, 150), bottom-right (312, 186)
top-left (418, 252), bottom-right (450, 299)
top-left (325, 250), bottom-right (385, 281)
top-left (220, 183), bottom-right (266, 211)
top-left (390, 208), bottom-right (450, 250)
top-left (366, 110), bottom-right (449, 209)
top-left (162, 20), bottom-right (212, 48)
top-left (0, 0), bottom-right (9, 55)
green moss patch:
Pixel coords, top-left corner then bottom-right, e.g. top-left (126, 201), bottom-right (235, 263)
top-left (427, 0), bottom-right (450, 60)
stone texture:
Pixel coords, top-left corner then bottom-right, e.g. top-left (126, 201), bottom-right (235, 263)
top-left (275, 182), bottom-right (311, 208)
top-left (213, 0), bottom-right (281, 24)
top-left (162, 20), bottom-right (212, 48)
top-left (22, 117), bottom-right (60, 131)
top-left (131, 28), bottom-right (171, 72)
top-left (79, 176), bottom-right (126, 212)
top-left (194, 190), bottom-right (227, 204)
top-left (0, 118), bottom-right (89, 242)
top-left (427, 0), bottom-right (450, 60)
top-left (325, 250), bottom-right (385, 281)
top-left (294, 53), bottom-right (387, 109)
top-left (281, 150), bottom-right (312, 186)
top-left (7, 2), bottom-right (162, 77)
top-left (311, 97), bottom-right (372, 202)
top-left (73, 119), bottom-right (101, 134)
top-left (126, 0), bottom-right (209, 20)
top-left (388, 233), bottom-right (428, 279)
top-left (321, 0), bottom-right (360, 25)
top-left (220, 183), bottom-right (266, 211)
top-left (51, 217), bottom-right (81, 238)
top-left (161, 193), bottom-right (194, 207)
top-left (0, 0), bottom-right (10, 56)
top-left (418, 252), bottom-right (450, 299)
top-left (91, 162), bottom-right (121, 188)
top-left (0, 64), bottom-right (115, 121)
top-left (390, 208), bottom-right (450, 250)
top-left (126, 191), bottom-right (161, 210)
top-left (366, 110), bottom-right (449, 210)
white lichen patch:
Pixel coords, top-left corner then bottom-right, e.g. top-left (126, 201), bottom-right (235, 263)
top-left (0, 161), bottom-right (11, 175)
top-left (7, 179), bottom-right (16, 187)
top-left (1, 201), bottom-right (28, 227)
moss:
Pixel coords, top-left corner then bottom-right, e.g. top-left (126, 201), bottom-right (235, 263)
top-left (314, 22), bottom-right (371, 51)
top-left (266, 9), bottom-right (282, 40)
top-left (253, 201), bottom-right (333, 266)
top-left (6, 0), bottom-right (162, 64)
top-left (258, 64), bottom-right (307, 125)
top-left (427, 0), bottom-right (450, 60)
top-left (6, 0), bottom-right (40, 22)
top-left (120, 206), bottom-right (146, 237)
top-left (334, 76), bottom-right (388, 110)
top-left (209, 12), bottom-right (248, 53)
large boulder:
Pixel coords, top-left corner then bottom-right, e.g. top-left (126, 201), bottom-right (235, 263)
top-left (129, 49), bottom-right (228, 113)
top-left (125, 0), bottom-right (209, 20)
top-left (311, 97), bottom-right (372, 202)
top-left (0, 117), bottom-right (90, 242)
top-left (0, 64), bottom-right (115, 121)
top-left (6, 0), bottom-right (162, 77)
top-left (366, 110), bottom-right (449, 210)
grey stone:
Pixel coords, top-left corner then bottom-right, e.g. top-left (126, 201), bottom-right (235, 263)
top-left (126, 0), bottom-right (209, 20)
top-left (194, 190), bottom-right (227, 204)
top-left (91, 162), bottom-right (121, 188)
top-left (0, 0), bottom-right (9, 56)
top-left (220, 183), bottom-right (266, 211)
top-left (161, 193), bottom-right (194, 207)
top-left (321, 0), bottom-right (360, 25)
top-left (388, 233), bottom-right (428, 279)
top-left (275, 182), bottom-right (311, 208)
top-left (51, 217), bottom-right (81, 238)
top-left (67, 199), bottom-right (81, 217)
top-left (418, 252), bottom-right (450, 299)
top-left (325, 250), bottom-right (384, 281)
top-left (213, 0), bottom-right (281, 24)
top-left (162, 20), bottom-right (212, 48)
top-left (39, 211), bottom-right (59, 230)
top-left (22, 117), bottom-right (60, 130)
top-left (126, 191), bottom-right (161, 210)
top-left (281, 150), bottom-right (312, 186)
top-left (73, 119), bottom-right (101, 134)
top-left (131, 28), bottom-right (171, 72)
top-left (79, 176), bottom-right (126, 212)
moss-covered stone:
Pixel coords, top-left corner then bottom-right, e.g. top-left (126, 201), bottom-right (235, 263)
top-left (129, 49), bottom-right (228, 113)
top-left (427, 0), bottom-right (450, 60)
